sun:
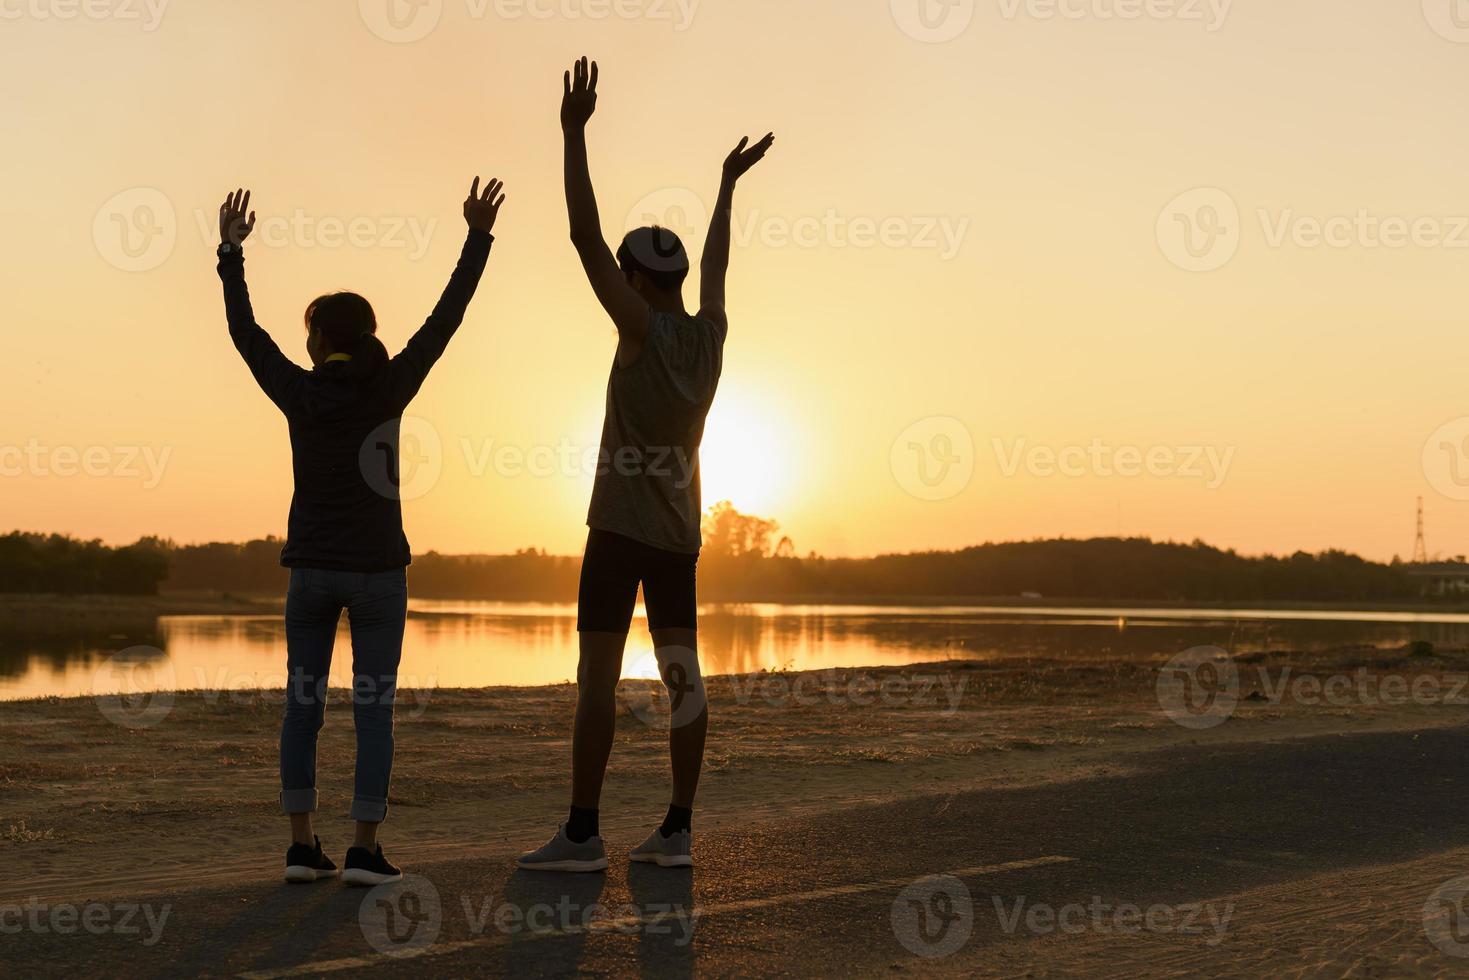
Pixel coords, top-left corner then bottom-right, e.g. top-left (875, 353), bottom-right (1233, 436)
top-left (698, 384), bottom-right (791, 518)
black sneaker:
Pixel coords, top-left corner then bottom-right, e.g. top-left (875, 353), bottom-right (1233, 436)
top-left (284, 836), bottom-right (338, 883)
top-left (342, 844), bottom-right (403, 887)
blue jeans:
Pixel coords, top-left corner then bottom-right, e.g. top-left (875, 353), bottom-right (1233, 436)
top-left (280, 567), bottom-right (408, 823)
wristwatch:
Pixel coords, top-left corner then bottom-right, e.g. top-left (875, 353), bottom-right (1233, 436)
top-left (217, 242), bottom-right (242, 257)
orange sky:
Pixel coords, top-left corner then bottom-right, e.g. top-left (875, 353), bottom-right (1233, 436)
top-left (3, 1), bottom-right (1468, 561)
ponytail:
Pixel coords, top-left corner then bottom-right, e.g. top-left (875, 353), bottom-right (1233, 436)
top-left (347, 332), bottom-right (390, 381)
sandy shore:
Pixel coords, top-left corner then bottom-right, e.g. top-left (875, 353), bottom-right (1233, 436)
top-left (3, 644), bottom-right (1467, 907)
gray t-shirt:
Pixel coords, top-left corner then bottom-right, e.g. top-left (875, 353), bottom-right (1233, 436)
top-left (586, 309), bottom-right (725, 554)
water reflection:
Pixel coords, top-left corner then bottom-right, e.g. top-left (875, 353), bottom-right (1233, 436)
top-left (1, 601), bottom-right (1466, 701)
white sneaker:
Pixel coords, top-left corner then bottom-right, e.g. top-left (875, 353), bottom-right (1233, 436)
top-left (516, 824), bottom-right (609, 873)
top-left (629, 828), bottom-right (693, 868)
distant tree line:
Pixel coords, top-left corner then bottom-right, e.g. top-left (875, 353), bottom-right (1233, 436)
top-left (0, 506), bottom-right (1429, 602)
top-left (706, 537), bottom-right (1419, 603)
top-left (0, 532), bottom-right (170, 595)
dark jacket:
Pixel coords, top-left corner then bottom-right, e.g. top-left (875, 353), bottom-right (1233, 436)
top-left (218, 231), bottom-right (493, 571)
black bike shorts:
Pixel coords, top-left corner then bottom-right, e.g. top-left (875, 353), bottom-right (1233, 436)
top-left (576, 528), bottom-right (699, 632)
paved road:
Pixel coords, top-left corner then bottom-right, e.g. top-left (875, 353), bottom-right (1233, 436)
top-left (7, 726), bottom-right (1469, 977)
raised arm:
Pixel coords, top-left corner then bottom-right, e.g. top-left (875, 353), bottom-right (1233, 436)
top-left (561, 56), bottom-right (649, 347)
top-left (217, 189), bottom-right (305, 413)
top-left (699, 133), bottom-right (774, 336)
top-left (388, 177), bottom-right (505, 409)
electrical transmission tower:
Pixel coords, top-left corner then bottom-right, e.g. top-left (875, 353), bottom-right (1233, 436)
top-left (1414, 496), bottom-right (1429, 565)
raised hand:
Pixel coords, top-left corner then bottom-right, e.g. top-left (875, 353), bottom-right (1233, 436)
top-left (219, 188), bottom-right (256, 246)
top-left (723, 133), bottom-right (775, 183)
top-left (464, 176), bottom-right (507, 235)
top-left (561, 56), bottom-right (598, 131)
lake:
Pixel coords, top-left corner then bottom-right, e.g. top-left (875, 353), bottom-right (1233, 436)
top-left (4, 601), bottom-right (1467, 701)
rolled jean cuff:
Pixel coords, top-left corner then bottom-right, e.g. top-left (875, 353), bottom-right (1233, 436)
top-left (280, 788), bottom-right (318, 814)
top-left (350, 796), bottom-right (388, 823)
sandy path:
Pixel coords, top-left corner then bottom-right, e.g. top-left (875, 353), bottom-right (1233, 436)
top-left (6, 724), bottom-right (1469, 977)
top-left (5, 655), bottom-right (1467, 905)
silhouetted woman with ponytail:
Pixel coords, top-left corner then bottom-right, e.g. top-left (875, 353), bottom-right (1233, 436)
top-left (215, 180), bottom-right (506, 886)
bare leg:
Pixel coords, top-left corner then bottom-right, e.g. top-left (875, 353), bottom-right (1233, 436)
top-left (652, 627), bottom-right (707, 808)
top-left (353, 822), bottom-right (379, 850)
top-left (289, 813), bottom-right (316, 847)
top-left (572, 630), bottom-right (628, 808)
